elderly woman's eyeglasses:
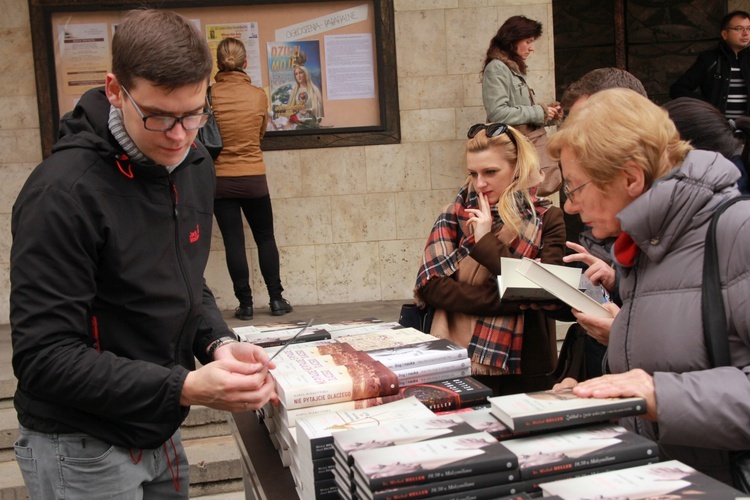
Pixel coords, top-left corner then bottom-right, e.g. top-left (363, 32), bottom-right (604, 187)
top-left (467, 123), bottom-right (517, 148)
top-left (562, 180), bottom-right (592, 202)
top-left (121, 86), bottom-right (211, 132)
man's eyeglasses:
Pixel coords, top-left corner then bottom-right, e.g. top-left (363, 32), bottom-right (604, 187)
top-left (562, 180), bottom-right (592, 202)
top-left (727, 26), bottom-right (750, 33)
top-left (467, 123), bottom-right (517, 148)
top-left (121, 86), bottom-right (211, 132)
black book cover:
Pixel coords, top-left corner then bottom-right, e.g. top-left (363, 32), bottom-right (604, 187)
top-left (352, 431), bottom-right (518, 492)
top-left (500, 423), bottom-right (658, 480)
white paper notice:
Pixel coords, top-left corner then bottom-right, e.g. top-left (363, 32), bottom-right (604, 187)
top-left (275, 4), bottom-right (368, 42)
top-left (324, 34), bottom-right (375, 100)
top-left (206, 22), bottom-right (263, 88)
top-left (57, 23), bottom-right (109, 95)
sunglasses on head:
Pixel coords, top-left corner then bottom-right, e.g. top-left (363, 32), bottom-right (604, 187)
top-left (467, 123), bottom-right (517, 148)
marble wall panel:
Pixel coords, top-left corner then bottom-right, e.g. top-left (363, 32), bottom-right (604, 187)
top-left (330, 193), bottom-right (396, 244)
top-left (394, 9), bottom-right (447, 77)
top-left (299, 146), bottom-right (367, 197)
top-left (398, 75), bottom-right (464, 111)
top-left (364, 142), bottom-right (431, 192)
top-left (315, 242), bottom-right (382, 303)
top-left (429, 139), bottom-right (469, 190)
top-left (273, 196), bottom-right (332, 247)
top-left (399, 108), bottom-right (456, 143)
top-left (0, 163), bottom-right (35, 214)
top-left (379, 238), bottom-right (426, 300)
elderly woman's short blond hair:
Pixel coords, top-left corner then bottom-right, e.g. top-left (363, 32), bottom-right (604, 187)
top-left (548, 88), bottom-right (691, 189)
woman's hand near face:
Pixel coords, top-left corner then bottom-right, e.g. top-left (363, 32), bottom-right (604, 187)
top-left (466, 191), bottom-right (493, 242)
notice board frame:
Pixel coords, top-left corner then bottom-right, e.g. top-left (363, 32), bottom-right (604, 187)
top-left (28, 0), bottom-right (400, 158)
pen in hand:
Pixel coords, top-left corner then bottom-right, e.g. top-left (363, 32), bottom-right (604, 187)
top-left (251, 318), bottom-right (314, 374)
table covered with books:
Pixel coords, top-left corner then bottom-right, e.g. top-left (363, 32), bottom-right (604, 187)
top-left (226, 318), bottom-right (746, 500)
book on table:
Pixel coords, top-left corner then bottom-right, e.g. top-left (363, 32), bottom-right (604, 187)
top-left (350, 431), bottom-right (519, 492)
top-left (497, 257), bottom-right (582, 302)
top-left (488, 388), bottom-right (646, 432)
top-left (539, 459), bottom-right (746, 499)
top-left (295, 396), bottom-right (435, 461)
top-left (278, 376), bottom-right (492, 427)
top-left (498, 423), bottom-right (658, 481)
top-left (271, 342), bottom-right (400, 410)
top-left (513, 257), bottom-right (613, 319)
top-left (365, 338), bottom-right (468, 370)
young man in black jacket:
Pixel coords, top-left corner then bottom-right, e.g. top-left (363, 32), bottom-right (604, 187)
top-left (10, 9), bottom-right (277, 498)
top-left (670, 10), bottom-right (750, 119)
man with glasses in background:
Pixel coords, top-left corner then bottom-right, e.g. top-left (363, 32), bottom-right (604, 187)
top-left (10, 9), bottom-right (277, 498)
top-left (670, 10), bottom-right (750, 119)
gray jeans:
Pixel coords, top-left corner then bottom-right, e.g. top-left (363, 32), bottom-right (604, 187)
top-left (14, 425), bottom-right (189, 499)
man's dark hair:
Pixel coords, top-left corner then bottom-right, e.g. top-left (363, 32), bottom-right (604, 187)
top-left (482, 15), bottom-right (543, 76)
top-left (560, 68), bottom-right (647, 111)
top-left (663, 97), bottom-right (739, 160)
top-left (112, 9), bottom-right (213, 90)
top-left (721, 11), bottom-right (750, 30)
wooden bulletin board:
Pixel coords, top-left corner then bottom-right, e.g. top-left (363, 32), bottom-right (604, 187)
top-left (28, 0), bottom-right (400, 157)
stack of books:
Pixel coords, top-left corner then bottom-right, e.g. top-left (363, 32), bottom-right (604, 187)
top-left (486, 388), bottom-right (660, 495)
top-left (332, 412), bottom-right (522, 500)
top-left (348, 431), bottom-right (521, 500)
top-left (294, 397), bottom-right (435, 500)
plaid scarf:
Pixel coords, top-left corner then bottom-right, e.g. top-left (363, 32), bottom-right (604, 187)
top-left (414, 180), bottom-right (550, 373)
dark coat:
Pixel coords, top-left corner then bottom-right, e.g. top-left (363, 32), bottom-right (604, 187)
top-left (670, 40), bottom-right (750, 115)
top-left (10, 87), bottom-right (233, 449)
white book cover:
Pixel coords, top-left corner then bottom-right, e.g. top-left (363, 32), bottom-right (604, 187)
top-left (398, 367), bottom-right (472, 387)
top-left (515, 257), bottom-right (613, 319)
top-left (540, 459), bottom-right (744, 499)
top-left (367, 338), bottom-right (469, 370)
top-left (498, 257), bottom-right (582, 302)
top-left (335, 328), bottom-right (435, 351)
top-left (296, 397), bottom-right (434, 460)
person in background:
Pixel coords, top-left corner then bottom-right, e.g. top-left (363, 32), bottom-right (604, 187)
top-left (10, 10), bottom-right (278, 499)
top-left (211, 37), bottom-right (293, 320)
top-left (415, 123), bottom-right (565, 396)
top-left (548, 88), bottom-right (750, 485)
top-left (664, 96), bottom-right (750, 194)
top-left (670, 10), bottom-right (750, 120)
top-left (560, 67), bottom-right (648, 115)
top-left (481, 15), bottom-right (563, 195)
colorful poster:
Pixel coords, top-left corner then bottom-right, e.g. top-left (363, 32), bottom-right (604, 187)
top-left (266, 40), bottom-right (324, 131)
top-left (205, 22), bottom-right (263, 88)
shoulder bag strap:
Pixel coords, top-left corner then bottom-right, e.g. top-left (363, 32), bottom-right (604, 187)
top-left (702, 195), bottom-right (750, 367)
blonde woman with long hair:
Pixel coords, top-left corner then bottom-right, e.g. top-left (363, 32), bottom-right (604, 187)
top-left (414, 123), bottom-right (565, 396)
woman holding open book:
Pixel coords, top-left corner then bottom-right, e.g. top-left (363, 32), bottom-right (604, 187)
top-left (414, 123), bottom-right (565, 396)
top-left (546, 88), bottom-right (750, 487)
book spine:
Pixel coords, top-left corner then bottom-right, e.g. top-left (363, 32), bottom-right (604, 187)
top-left (255, 330), bottom-right (332, 347)
top-left (510, 400), bottom-right (647, 431)
top-left (309, 435), bottom-right (335, 461)
top-left (377, 348), bottom-right (469, 370)
top-left (398, 368), bottom-right (472, 387)
top-left (370, 469), bottom-right (519, 500)
top-left (392, 358), bottom-right (471, 379)
top-left (311, 456), bottom-right (337, 481)
top-left (531, 457), bottom-right (659, 495)
top-left (364, 456), bottom-right (512, 492)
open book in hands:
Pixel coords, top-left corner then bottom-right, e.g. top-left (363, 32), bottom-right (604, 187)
top-left (498, 257), bottom-right (613, 319)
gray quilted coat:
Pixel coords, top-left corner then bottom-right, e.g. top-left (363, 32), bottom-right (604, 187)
top-left (587, 149), bottom-right (750, 483)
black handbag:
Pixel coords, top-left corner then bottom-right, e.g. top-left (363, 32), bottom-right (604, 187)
top-left (398, 303), bottom-right (434, 333)
top-left (701, 195), bottom-right (750, 493)
top-left (197, 86), bottom-right (223, 160)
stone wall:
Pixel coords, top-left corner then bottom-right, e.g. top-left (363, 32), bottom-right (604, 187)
top-left (0, 0), bottom-right (556, 322)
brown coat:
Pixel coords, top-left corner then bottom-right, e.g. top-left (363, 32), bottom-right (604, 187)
top-left (420, 207), bottom-right (565, 377)
top-left (211, 70), bottom-right (268, 177)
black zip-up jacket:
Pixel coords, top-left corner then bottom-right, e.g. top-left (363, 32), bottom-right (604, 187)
top-left (670, 40), bottom-right (750, 115)
top-left (10, 87), bottom-right (233, 449)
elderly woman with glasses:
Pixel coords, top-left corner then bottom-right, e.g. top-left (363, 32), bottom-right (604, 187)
top-left (414, 123), bottom-right (566, 396)
top-left (548, 88), bottom-right (750, 486)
